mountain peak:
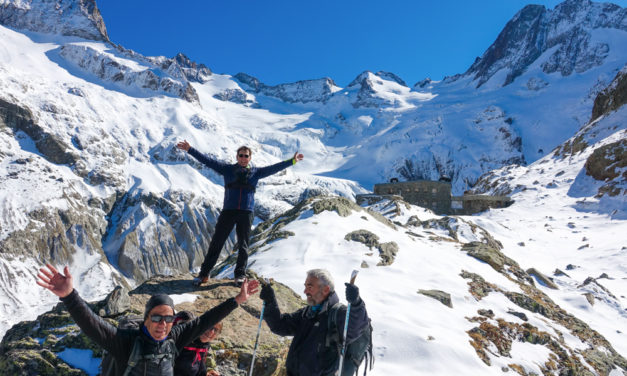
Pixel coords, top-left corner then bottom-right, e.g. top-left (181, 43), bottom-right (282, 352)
top-left (0, 0), bottom-right (108, 41)
top-left (465, 0), bottom-right (626, 88)
top-left (234, 73), bottom-right (340, 103)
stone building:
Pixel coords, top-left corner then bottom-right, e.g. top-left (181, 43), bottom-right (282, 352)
top-left (358, 178), bottom-right (513, 215)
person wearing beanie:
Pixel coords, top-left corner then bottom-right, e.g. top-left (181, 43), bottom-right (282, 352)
top-left (176, 140), bottom-right (303, 286)
top-left (259, 268), bottom-right (370, 376)
top-left (174, 311), bottom-right (223, 376)
top-left (36, 263), bottom-right (259, 376)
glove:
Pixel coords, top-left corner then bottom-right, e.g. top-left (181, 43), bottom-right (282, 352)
top-left (345, 283), bottom-right (361, 305)
top-left (259, 283), bottom-right (276, 303)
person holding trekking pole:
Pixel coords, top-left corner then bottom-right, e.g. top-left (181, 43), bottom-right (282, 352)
top-left (176, 140), bottom-right (303, 286)
top-left (36, 263), bottom-right (259, 376)
top-left (258, 269), bottom-right (371, 376)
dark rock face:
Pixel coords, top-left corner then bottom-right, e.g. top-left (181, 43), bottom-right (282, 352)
top-left (592, 64), bottom-right (627, 120)
top-left (344, 229), bottom-right (398, 266)
top-left (584, 139), bottom-right (626, 183)
top-left (584, 139), bottom-right (626, 198)
top-left (0, 0), bottom-right (109, 41)
top-left (172, 52), bottom-right (212, 83)
top-left (0, 98), bottom-right (78, 166)
top-left (466, 0), bottom-right (627, 87)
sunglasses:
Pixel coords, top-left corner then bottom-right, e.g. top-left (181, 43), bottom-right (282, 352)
top-left (238, 154), bottom-right (250, 158)
top-left (150, 314), bottom-right (175, 323)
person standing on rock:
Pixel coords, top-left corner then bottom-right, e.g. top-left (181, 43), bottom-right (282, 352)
top-left (36, 263), bottom-right (259, 376)
top-left (176, 140), bottom-right (303, 285)
top-left (259, 269), bottom-right (370, 376)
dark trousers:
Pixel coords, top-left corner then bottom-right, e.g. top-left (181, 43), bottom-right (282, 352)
top-left (198, 209), bottom-right (252, 278)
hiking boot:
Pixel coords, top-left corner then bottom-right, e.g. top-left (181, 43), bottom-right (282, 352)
top-left (192, 276), bottom-right (208, 286)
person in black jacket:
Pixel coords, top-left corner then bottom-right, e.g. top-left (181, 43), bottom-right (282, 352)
top-left (176, 141), bottom-right (304, 285)
top-left (173, 313), bottom-right (222, 376)
top-left (259, 269), bottom-right (369, 376)
top-left (36, 263), bottom-right (259, 376)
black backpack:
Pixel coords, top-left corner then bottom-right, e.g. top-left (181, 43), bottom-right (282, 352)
top-left (99, 314), bottom-right (182, 376)
top-left (326, 302), bottom-right (374, 376)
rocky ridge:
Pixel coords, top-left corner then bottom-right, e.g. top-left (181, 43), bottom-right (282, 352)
top-left (0, 0), bottom-right (108, 41)
top-left (234, 73), bottom-right (340, 104)
top-left (466, 0), bottom-right (626, 87)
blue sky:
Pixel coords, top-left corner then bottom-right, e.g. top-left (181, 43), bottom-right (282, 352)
top-left (97, 0), bottom-right (627, 87)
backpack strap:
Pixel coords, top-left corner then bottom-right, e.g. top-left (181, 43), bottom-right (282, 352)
top-left (122, 337), bottom-right (178, 376)
top-left (122, 337), bottom-right (143, 376)
top-left (325, 302), bottom-right (344, 349)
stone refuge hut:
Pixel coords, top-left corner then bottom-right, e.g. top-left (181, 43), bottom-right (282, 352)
top-left (357, 178), bottom-right (513, 215)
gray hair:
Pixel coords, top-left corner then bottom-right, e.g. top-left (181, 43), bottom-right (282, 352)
top-left (307, 269), bottom-right (335, 292)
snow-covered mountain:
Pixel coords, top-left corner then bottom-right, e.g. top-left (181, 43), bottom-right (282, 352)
top-left (0, 0), bottom-right (625, 375)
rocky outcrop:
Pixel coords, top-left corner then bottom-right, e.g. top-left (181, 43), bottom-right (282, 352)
top-left (103, 191), bottom-right (220, 281)
top-left (213, 88), bottom-right (254, 105)
top-left (0, 275), bottom-right (304, 376)
top-left (0, 0), bottom-right (109, 41)
top-left (0, 98), bottom-right (78, 166)
top-left (344, 229), bottom-right (398, 266)
top-left (58, 45), bottom-right (200, 104)
top-left (234, 73), bottom-right (339, 103)
top-left (584, 139), bottom-right (626, 197)
top-left (417, 289), bottom-right (452, 308)
top-left (463, 270), bottom-right (627, 374)
top-left (592, 64), bottom-right (627, 119)
top-left (171, 52), bottom-right (212, 83)
top-left (466, 0), bottom-right (626, 87)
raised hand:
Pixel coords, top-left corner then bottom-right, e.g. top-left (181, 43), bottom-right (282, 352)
top-left (235, 278), bottom-right (260, 304)
top-left (36, 264), bottom-right (73, 298)
top-left (292, 152), bottom-right (304, 163)
top-left (259, 282), bottom-right (276, 303)
top-left (176, 140), bottom-right (191, 152)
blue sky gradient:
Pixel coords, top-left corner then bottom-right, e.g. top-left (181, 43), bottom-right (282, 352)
top-left (97, 0), bottom-right (627, 87)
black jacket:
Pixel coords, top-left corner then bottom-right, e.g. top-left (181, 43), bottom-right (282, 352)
top-left (173, 338), bottom-right (211, 376)
top-left (263, 291), bottom-right (369, 376)
top-left (61, 289), bottom-right (238, 376)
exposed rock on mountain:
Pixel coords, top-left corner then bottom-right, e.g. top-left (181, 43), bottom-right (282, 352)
top-left (58, 44), bottom-right (200, 103)
top-left (103, 190), bottom-right (220, 280)
top-left (592, 64), bottom-right (627, 120)
top-left (0, 98), bottom-right (78, 166)
top-left (172, 52), bottom-right (212, 83)
top-left (584, 138), bottom-right (626, 197)
top-left (466, 0), bottom-right (626, 87)
top-left (0, 0), bottom-right (108, 41)
top-left (234, 73), bottom-right (340, 103)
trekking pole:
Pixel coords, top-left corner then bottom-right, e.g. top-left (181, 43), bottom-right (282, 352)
top-left (249, 278), bottom-right (271, 376)
top-left (337, 270), bottom-right (359, 376)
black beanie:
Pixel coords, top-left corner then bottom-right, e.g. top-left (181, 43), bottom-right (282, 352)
top-left (144, 294), bottom-right (175, 319)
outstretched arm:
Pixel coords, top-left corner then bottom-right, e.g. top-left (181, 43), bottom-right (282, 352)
top-left (37, 264), bottom-right (119, 351)
top-left (259, 283), bottom-right (302, 336)
top-left (254, 151), bottom-right (304, 180)
top-left (173, 279), bottom-right (260, 348)
top-left (176, 139), bottom-right (230, 175)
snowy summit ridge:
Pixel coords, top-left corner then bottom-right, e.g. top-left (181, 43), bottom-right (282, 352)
top-left (0, 0), bottom-right (108, 41)
top-left (466, 0), bottom-right (627, 87)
